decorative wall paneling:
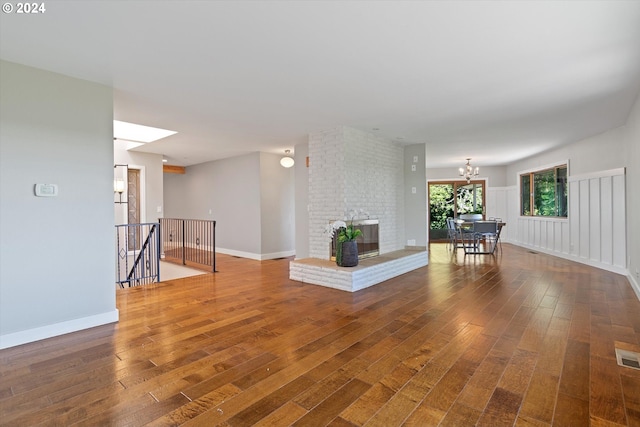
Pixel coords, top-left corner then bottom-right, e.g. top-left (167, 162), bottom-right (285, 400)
top-left (488, 168), bottom-right (626, 275)
top-left (486, 187), bottom-right (510, 241)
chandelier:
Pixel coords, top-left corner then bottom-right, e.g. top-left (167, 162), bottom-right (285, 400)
top-left (459, 158), bottom-right (479, 183)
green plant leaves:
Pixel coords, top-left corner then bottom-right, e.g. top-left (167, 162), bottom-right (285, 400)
top-left (337, 224), bottom-right (362, 242)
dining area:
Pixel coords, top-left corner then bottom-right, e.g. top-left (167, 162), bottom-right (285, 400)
top-left (446, 215), bottom-right (506, 255)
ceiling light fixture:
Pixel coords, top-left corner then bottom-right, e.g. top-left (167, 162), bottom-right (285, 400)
top-left (459, 158), bottom-right (479, 183)
top-left (280, 150), bottom-right (295, 168)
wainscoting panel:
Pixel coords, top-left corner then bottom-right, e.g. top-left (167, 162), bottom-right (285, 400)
top-left (569, 180), bottom-right (580, 258)
top-left (613, 174), bottom-right (626, 268)
top-left (589, 178), bottom-right (602, 262)
top-left (579, 179), bottom-right (590, 260)
top-left (601, 176), bottom-right (613, 266)
top-left (561, 220), bottom-right (570, 254)
top-left (492, 168), bottom-right (626, 275)
top-left (486, 187), bottom-right (510, 241)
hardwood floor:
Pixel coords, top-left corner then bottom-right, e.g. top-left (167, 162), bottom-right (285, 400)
top-left (1, 244), bottom-right (639, 426)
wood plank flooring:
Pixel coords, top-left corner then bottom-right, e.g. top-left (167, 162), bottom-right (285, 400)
top-left (1, 244), bottom-right (639, 426)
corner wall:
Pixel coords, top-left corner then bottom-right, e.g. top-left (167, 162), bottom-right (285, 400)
top-left (260, 152), bottom-right (295, 258)
top-left (623, 90), bottom-right (640, 297)
top-left (163, 152), bottom-right (295, 260)
top-left (294, 143), bottom-right (310, 259)
top-left (0, 60), bottom-right (117, 349)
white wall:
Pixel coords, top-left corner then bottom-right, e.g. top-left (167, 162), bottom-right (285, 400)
top-left (294, 142), bottom-right (310, 259)
top-left (260, 152), bottom-right (295, 258)
top-left (505, 127), bottom-right (626, 186)
top-left (163, 152), bottom-right (295, 260)
top-left (623, 91), bottom-right (640, 297)
top-left (113, 144), bottom-right (164, 224)
top-left (308, 126), bottom-right (405, 259)
top-left (164, 153), bottom-right (261, 256)
top-left (404, 144), bottom-right (428, 247)
top-left (0, 61), bottom-right (117, 349)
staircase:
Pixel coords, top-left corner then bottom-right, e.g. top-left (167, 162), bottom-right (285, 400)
top-left (115, 222), bottom-right (160, 288)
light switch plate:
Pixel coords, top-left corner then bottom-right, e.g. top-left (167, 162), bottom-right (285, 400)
top-left (411, 164), bottom-right (416, 172)
top-left (34, 183), bottom-right (58, 197)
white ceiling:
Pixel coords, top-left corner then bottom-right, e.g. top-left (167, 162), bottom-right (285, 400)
top-left (2, 1), bottom-right (640, 168)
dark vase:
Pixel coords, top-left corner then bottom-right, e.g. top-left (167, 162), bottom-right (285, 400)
top-left (337, 240), bottom-right (359, 267)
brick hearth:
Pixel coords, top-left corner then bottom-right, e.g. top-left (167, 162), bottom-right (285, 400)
top-left (289, 248), bottom-right (428, 292)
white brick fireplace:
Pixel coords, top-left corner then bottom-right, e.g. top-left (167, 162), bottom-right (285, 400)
top-left (290, 126), bottom-right (428, 291)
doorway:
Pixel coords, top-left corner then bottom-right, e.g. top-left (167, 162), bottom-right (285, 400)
top-left (428, 180), bottom-right (485, 241)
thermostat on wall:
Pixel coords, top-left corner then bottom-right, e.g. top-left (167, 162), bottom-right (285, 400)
top-left (34, 183), bottom-right (58, 197)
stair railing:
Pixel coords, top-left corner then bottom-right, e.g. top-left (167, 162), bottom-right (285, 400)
top-left (159, 218), bottom-right (217, 272)
top-left (115, 222), bottom-right (160, 288)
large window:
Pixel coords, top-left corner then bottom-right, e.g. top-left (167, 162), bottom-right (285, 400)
top-left (520, 165), bottom-right (568, 217)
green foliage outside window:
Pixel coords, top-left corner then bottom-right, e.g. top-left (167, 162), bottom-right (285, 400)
top-left (521, 165), bottom-right (568, 217)
top-left (429, 183), bottom-right (484, 230)
top-left (429, 184), bottom-right (454, 230)
top-left (457, 184), bottom-right (483, 216)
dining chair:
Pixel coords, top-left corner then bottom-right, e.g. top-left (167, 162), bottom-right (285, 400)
top-left (464, 220), bottom-right (499, 254)
top-left (446, 217), bottom-right (462, 250)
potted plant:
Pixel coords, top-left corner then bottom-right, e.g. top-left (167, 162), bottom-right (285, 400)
top-left (325, 214), bottom-right (364, 267)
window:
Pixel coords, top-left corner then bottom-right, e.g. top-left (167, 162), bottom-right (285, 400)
top-left (428, 180), bottom-right (485, 241)
top-left (520, 165), bottom-right (568, 217)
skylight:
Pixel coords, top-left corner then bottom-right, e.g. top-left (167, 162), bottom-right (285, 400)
top-left (113, 120), bottom-right (177, 143)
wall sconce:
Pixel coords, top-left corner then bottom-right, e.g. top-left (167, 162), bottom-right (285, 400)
top-left (280, 150), bottom-right (295, 168)
top-left (114, 164), bottom-right (128, 204)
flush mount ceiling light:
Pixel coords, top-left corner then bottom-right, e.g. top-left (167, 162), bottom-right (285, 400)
top-left (459, 158), bottom-right (479, 183)
top-left (280, 150), bottom-right (295, 168)
top-left (113, 120), bottom-right (177, 143)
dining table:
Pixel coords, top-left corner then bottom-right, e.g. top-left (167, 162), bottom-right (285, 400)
top-left (454, 219), bottom-right (506, 254)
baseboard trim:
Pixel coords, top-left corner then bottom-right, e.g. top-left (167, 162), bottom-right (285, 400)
top-left (216, 248), bottom-right (295, 261)
top-left (628, 273), bottom-right (640, 301)
top-left (506, 241), bottom-right (628, 276)
top-left (0, 309), bottom-right (119, 350)
top-left (259, 250), bottom-right (296, 261)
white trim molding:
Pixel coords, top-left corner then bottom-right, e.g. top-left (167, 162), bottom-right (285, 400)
top-left (0, 309), bottom-right (119, 350)
top-left (629, 273), bottom-right (640, 301)
top-left (568, 167), bottom-right (625, 182)
top-left (216, 247), bottom-right (295, 261)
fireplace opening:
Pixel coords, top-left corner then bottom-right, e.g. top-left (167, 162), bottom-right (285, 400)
top-left (330, 219), bottom-right (379, 260)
